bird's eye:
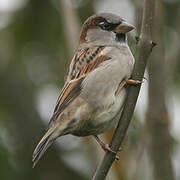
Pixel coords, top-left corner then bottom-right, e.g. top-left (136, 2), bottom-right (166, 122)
top-left (99, 21), bottom-right (113, 31)
top-left (99, 21), bottom-right (120, 31)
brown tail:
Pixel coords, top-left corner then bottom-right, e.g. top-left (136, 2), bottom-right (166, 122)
top-left (32, 124), bottom-right (61, 167)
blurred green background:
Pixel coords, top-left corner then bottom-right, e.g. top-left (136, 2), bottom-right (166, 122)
top-left (0, 0), bottom-right (180, 180)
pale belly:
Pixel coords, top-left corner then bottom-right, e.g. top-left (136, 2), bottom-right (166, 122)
top-left (71, 88), bottom-right (126, 136)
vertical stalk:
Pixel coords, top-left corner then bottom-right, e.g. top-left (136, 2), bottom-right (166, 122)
top-left (146, 1), bottom-right (175, 180)
top-left (92, 0), bottom-right (156, 179)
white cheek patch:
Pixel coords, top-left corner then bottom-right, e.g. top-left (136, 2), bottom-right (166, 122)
top-left (86, 29), bottom-right (116, 43)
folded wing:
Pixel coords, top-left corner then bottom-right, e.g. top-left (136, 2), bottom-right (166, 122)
top-left (49, 46), bottom-right (110, 126)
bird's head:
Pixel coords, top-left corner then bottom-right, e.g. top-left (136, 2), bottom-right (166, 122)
top-left (79, 13), bottom-right (135, 46)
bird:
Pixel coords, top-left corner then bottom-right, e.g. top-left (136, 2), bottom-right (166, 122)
top-left (32, 13), bottom-right (136, 167)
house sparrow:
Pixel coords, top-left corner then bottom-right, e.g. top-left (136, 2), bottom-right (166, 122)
top-left (32, 13), bottom-right (135, 167)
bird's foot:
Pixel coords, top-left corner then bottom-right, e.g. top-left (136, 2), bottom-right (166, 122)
top-left (100, 143), bottom-right (120, 160)
top-left (125, 79), bottom-right (142, 85)
top-left (100, 142), bottom-right (116, 153)
top-left (93, 135), bottom-right (120, 160)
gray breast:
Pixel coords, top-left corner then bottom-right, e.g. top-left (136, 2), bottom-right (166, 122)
top-left (80, 45), bottom-right (134, 109)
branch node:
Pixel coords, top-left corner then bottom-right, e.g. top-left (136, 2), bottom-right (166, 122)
top-left (150, 41), bottom-right (157, 51)
top-left (135, 36), bottom-right (140, 44)
top-left (92, 0), bottom-right (155, 178)
top-left (143, 76), bottom-right (148, 82)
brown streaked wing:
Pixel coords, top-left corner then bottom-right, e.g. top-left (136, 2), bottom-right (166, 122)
top-left (49, 46), bottom-right (110, 127)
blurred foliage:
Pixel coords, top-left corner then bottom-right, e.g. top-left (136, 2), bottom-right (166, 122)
top-left (0, 0), bottom-right (93, 179)
top-left (0, 0), bottom-right (179, 180)
top-left (0, 139), bottom-right (18, 180)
